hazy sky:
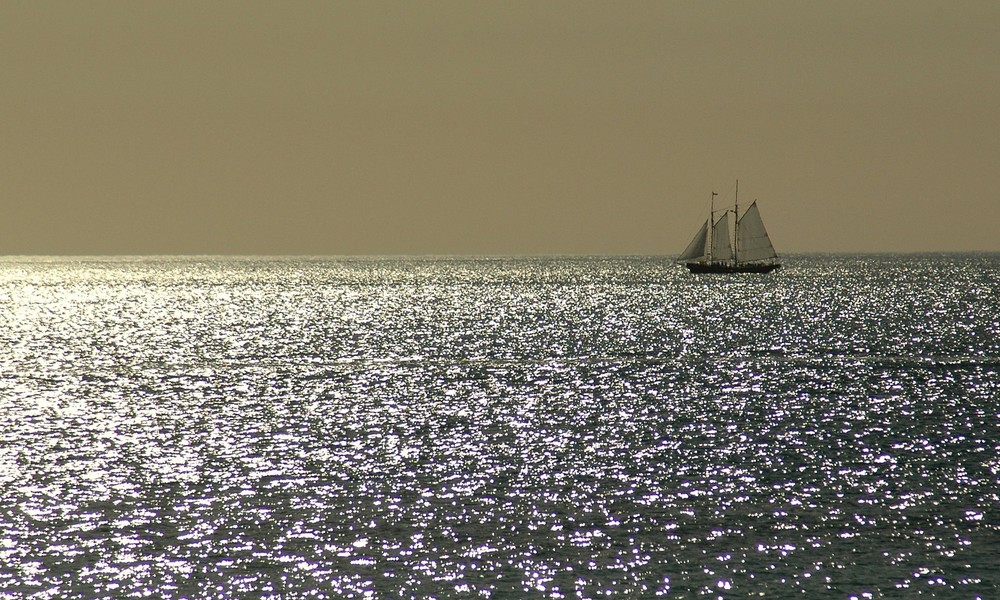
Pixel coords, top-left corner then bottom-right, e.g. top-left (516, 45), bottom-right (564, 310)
top-left (2, 1), bottom-right (998, 255)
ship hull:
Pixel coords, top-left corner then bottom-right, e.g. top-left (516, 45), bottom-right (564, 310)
top-left (686, 262), bottom-right (780, 274)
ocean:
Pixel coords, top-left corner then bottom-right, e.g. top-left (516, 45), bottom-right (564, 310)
top-left (1, 254), bottom-right (997, 599)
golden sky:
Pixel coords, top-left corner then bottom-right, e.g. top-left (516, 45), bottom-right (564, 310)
top-left (2, 1), bottom-right (998, 255)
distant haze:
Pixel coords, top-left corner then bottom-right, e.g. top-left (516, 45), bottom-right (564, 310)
top-left (2, 2), bottom-right (998, 255)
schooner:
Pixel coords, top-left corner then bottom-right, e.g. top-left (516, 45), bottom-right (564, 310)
top-left (679, 181), bottom-right (781, 273)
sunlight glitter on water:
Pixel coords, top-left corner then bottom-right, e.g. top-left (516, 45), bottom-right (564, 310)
top-left (1, 255), bottom-right (998, 597)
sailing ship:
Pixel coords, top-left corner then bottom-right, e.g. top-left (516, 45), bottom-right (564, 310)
top-left (679, 182), bottom-right (781, 273)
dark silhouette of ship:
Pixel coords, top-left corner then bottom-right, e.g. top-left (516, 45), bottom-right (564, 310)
top-left (679, 182), bottom-right (781, 274)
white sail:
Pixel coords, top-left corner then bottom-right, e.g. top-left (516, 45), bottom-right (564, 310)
top-left (679, 219), bottom-right (709, 261)
top-left (711, 212), bottom-right (733, 262)
top-left (736, 201), bottom-right (777, 262)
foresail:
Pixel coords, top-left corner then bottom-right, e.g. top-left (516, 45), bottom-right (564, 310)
top-left (712, 213), bottom-right (733, 262)
top-left (736, 201), bottom-right (777, 262)
top-left (679, 220), bottom-right (709, 261)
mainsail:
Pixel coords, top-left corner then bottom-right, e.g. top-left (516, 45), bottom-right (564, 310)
top-left (735, 201), bottom-right (777, 262)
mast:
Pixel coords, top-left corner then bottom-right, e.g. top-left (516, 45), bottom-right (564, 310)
top-left (709, 191), bottom-right (717, 263)
top-left (734, 180), bottom-right (739, 265)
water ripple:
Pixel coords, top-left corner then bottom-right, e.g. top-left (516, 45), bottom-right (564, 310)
top-left (1, 255), bottom-right (998, 598)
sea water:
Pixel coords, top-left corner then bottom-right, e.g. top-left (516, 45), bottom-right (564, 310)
top-left (1, 255), bottom-right (997, 599)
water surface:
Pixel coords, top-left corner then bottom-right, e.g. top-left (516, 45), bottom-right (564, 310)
top-left (1, 255), bottom-right (998, 598)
